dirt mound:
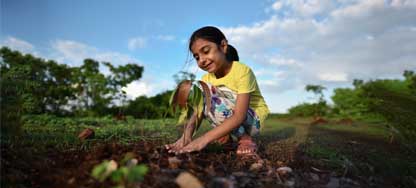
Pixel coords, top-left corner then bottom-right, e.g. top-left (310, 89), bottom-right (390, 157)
top-left (336, 118), bottom-right (354, 125)
top-left (310, 117), bottom-right (328, 126)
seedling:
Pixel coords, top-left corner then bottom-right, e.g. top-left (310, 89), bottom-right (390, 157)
top-left (91, 153), bottom-right (148, 188)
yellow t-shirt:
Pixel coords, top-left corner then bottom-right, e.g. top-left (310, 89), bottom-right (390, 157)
top-left (201, 61), bottom-right (270, 125)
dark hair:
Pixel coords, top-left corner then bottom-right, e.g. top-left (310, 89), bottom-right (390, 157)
top-left (189, 26), bottom-right (239, 62)
top-left (226, 44), bottom-right (239, 61)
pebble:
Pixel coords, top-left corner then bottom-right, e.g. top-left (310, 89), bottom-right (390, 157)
top-left (310, 173), bottom-right (319, 181)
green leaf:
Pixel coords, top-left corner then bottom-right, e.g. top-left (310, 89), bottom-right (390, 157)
top-left (110, 169), bottom-right (124, 183)
top-left (127, 164), bottom-right (148, 182)
top-left (177, 106), bottom-right (188, 125)
top-left (91, 160), bottom-right (109, 182)
top-left (120, 152), bottom-right (135, 165)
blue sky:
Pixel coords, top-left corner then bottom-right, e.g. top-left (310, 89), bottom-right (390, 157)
top-left (2, 0), bottom-right (416, 113)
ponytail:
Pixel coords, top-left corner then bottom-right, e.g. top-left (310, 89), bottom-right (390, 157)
top-left (226, 44), bottom-right (239, 62)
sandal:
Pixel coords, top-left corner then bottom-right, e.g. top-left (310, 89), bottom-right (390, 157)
top-left (236, 135), bottom-right (258, 156)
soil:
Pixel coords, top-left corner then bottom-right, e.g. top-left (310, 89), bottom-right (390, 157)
top-left (0, 143), bottom-right (372, 188)
top-left (2, 141), bottom-right (299, 188)
top-left (1, 122), bottom-right (414, 188)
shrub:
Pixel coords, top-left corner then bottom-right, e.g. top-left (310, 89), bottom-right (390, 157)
top-left (288, 102), bottom-right (330, 117)
top-left (362, 79), bottom-right (416, 150)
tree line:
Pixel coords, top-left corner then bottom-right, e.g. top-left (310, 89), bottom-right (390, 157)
top-left (288, 70), bottom-right (416, 146)
top-left (0, 47), bottom-right (180, 134)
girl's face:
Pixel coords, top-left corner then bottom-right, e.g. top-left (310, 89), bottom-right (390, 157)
top-left (191, 38), bottom-right (228, 74)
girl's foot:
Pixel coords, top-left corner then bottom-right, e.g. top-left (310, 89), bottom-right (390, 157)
top-left (236, 135), bottom-right (258, 156)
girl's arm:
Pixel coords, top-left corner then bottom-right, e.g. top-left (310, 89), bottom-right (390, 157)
top-left (175, 93), bottom-right (250, 153)
top-left (165, 111), bottom-right (203, 152)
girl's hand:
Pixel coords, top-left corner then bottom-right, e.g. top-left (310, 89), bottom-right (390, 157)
top-left (174, 136), bottom-right (209, 154)
top-left (165, 136), bottom-right (192, 153)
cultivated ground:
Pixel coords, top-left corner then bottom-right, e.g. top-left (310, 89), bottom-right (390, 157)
top-left (1, 116), bottom-right (415, 188)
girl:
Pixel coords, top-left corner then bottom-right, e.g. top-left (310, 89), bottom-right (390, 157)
top-left (165, 26), bottom-right (270, 156)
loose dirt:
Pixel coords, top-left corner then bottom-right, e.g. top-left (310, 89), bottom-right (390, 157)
top-left (2, 121), bottom-right (413, 188)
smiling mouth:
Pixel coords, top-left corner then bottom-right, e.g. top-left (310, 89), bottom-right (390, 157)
top-left (204, 63), bottom-right (212, 69)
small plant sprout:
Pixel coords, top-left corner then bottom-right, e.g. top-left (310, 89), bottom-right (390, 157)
top-left (91, 153), bottom-right (148, 188)
top-left (169, 80), bottom-right (205, 138)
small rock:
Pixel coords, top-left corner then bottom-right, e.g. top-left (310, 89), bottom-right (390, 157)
top-left (326, 177), bottom-right (339, 188)
top-left (266, 168), bottom-right (275, 176)
top-left (150, 150), bottom-right (160, 159)
top-left (310, 173), bottom-right (319, 181)
top-left (208, 177), bottom-right (236, 188)
top-left (232, 171), bottom-right (248, 177)
top-left (348, 140), bottom-right (358, 145)
top-left (67, 177), bottom-right (75, 184)
top-left (311, 166), bottom-right (328, 173)
top-left (340, 177), bottom-right (360, 186)
top-left (285, 179), bottom-right (295, 187)
top-left (175, 172), bottom-right (204, 188)
top-left (276, 160), bottom-right (285, 166)
top-left (126, 158), bottom-right (138, 168)
top-left (168, 156), bottom-right (182, 169)
top-left (276, 167), bottom-right (295, 187)
top-left (78, 128), bottom-right (94, 140)
top-left (204, 164), bottom-right (216, 176)
top-left (276, 167), bottom-right (293, 176)
top-left (249, 159), bottom-right (264, 171)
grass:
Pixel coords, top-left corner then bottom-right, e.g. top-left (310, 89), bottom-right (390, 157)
top-left (2, 115), bottom-right (179, 151)
top-left (318, 122), bottom-right (390, 138)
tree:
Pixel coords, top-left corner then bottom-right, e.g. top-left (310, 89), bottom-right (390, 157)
top-left (70, 60), bottom-right (144, 116)
top-left (403, 70), bottom-right (416, 95)
top-left (71, 59), bottom-right (109, 115)
top-left (0, 47), bottom-right (144, 117)
top-left (43, 60), bottom-right (76, 114)
top-left (288, 103), bottom-right (316, 117)
top-left (0, 47), bottom-right (48, 114)
top-left (353, 79), bottom-right (364, 88)
top-left (103, 62), bottom-right (143, 107)
top-left (305, 84), bottom-right (328, 117)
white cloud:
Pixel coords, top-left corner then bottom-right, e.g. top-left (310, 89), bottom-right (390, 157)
top-left (269, 0), bottom-right (336, 18)
top-left (1, 37), bottom-right (36, 55)
top-left (51, 39), bottom-right (142, 67)
top-left (272, 1), bottom-right (283, 11)
top-left (390, 0), bottom-right (416, 7)
top-left (331, 0), bottom-right (384, 18)
top-left (222, 0), bottom-right (416, 112)
top-left (51, 40), bottom-right (94, 65)
top-left (288, 0), bottom-right (336, 17)
top-left (318, 72), bottom-right (348, 82)
top-left (269, 56), bottom-right (301, 67)
top-left (128, 37), bottom-right (147, 50)
top-left (122, 80), bottom-right (154, 98)
top-left (224, 0), bottom-right (416, 84)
